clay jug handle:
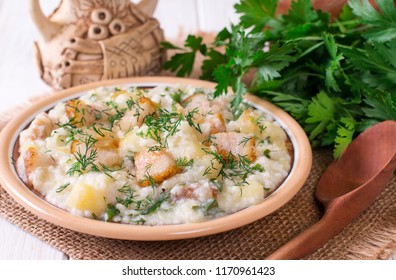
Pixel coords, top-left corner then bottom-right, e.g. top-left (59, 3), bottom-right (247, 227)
top-left (29, 0), bottom-right (62, 42)
top-left (136, 0), bottom-right (158, 17)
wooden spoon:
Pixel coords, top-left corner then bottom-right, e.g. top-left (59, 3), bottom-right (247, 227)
top-left (266, 120), bottom-right (396, 260)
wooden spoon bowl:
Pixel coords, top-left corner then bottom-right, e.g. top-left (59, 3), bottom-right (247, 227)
top-left (266, 120), bottom-right (396, 260)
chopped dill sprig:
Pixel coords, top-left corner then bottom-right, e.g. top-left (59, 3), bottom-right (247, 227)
top-left (98, 162), bottom-right (124, 178)
top-left (175, 157), bottom-right (194, 168)
top-left (192, 198), bottom-right (219, 216)
top-left (116, 183), bottom-right (137, 208)
top-left (239, 136), bottom-right (253, 147)
top-left (201, 148), bottom-right (264, 186)
top-left (144, 108), bottom-right (184, 148)
top-left (254, 116), bottom-right (267, 134)
top-left (132, 217), bottom-right (146, 225)
top-left (185, 108), bottom-right (202, 133)
top-left (56, 182), bottom-right (70, 193)
top-left (104, 204), bottom-right (120, 222)
top-left (67, 135), bottom-right (98, 176)
top-left (170, 91), bottom-right (182, 103)
top-left (211, 179), bottom-right (223, 192)
top-left (57, 120), bottom-right (83, 144)
top-left (140, 191), bottom-right (170, 215)
top-left (116, 183), bottom-right (160, 212)
top-left (90, 124), bottom-right (105, 137)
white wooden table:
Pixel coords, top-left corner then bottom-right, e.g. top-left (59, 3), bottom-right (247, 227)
top-left (0, 0), bottom-right (237, 260)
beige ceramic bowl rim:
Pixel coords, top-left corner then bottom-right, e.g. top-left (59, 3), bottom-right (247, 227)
top-left (0, 76), bottom-right (312, 241)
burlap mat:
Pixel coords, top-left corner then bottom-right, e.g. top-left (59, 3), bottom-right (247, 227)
top-left (0, 103), bottom-right (395, 260)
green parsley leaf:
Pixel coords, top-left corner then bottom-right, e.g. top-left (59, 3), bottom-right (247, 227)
top-left (363, 90), bottom-right (396, 121)
top-left (162, 35), bottom-right (207, 77)
top-left (252, 42), bottom-right (296, 82)
top-left (262, 91), bottom-right (310, 121)
top-left (283, 0), bottom-right (317, 24)
top-left (305, 91), bottom-right (336, 142)
top-left (160, 41), bottom-right (183, 50)
top-left (213, 64), bottom-right (235, 98)
top-left (349, 0), bottom-right (396, 42)
top-left (235, 0), bottom-right (279, 31)
top-left (334, 117), bottom-right (356, 158)
top-left (322, 33), bottom-right (344, 92)
top-left (341, 42), bottom-right (396, 91)
top-left (200, 50), bottom-right (227, 81)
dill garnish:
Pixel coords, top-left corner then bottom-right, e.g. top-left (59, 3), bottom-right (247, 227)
top-left (56, 182), bottom-right (70, 193)
top-left (140, 191), bottom-right (170, 215)
top-left (192, 198), bottom-right (219, 216)
top-left (175, 157), bottom-right (194, 168)
top-left (116, 183), bottom-right (165, 213)
top-left (67, 135), bottom-right (98, 176)
top-left (239, 136), bottom-right (253, 147)
top-left (170, 91), bottom-right (182, 103)
top-left (202, 166), bottom-right (212, 177)
top-left (185, 108), bottom-right (202, 133)
top-left (144, 108), bottom-right (184, 148)
top-left (132, 218), bottom-right (146, 225)
top-left (98, 163), bottom-right (124, 178)
top-left (104, 204), bottom-right (120, 221)
top-left (255, 116), bottom-right (267, 134)
top-left (91, 124), bottom-right (105, 137)
top-left (116, 183), bottom-right (137, 207)
top-left (202, 148), bottom-right (264, 186)
top-left (211, 179), bottom-right (223, 192)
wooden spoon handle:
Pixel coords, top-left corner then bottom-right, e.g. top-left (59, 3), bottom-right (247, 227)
top-left (265, 212), bottom-right (342, 260)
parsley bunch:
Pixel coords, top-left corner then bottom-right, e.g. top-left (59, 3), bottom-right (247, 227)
top-left (162, 0), bottom-right (396, 157)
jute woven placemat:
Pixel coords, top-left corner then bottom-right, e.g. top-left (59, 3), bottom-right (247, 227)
top-left (0, 103), bottom-right (395, 260)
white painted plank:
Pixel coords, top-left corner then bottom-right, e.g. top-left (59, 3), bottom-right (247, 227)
top-left (0, 0), bottom-right (55, 112)
top-left (196, 0), bottom-right (239, 32)
top-left (0, 218), bottom-right (67, 260)
top-left (153, 0), bottom-right (200, 39)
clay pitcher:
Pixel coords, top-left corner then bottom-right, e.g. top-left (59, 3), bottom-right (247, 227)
top-left (29, 0), bottom-right (165, 90)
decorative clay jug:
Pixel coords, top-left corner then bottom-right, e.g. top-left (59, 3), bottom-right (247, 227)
top-left (29, 0), bottom-right (165, 90)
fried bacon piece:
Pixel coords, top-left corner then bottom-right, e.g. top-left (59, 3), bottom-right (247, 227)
top-left (24, 112), bottom-right (54, 140)
top-left (21, 147), bottom-right (55, 186)
top-left (135, 149), bottom-right (179, 187)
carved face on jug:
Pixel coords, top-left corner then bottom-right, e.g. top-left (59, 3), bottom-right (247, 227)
top-left (30, 0), bottom-right (165, 90)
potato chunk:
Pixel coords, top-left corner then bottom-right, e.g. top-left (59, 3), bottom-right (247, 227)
top-left (135, 149), bottom-right (179, 187)
top-left (67, 183), bottom-right (107, 216)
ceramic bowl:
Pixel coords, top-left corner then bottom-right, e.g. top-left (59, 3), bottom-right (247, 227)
top-left (0, 77), bottom-right (312, 240)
